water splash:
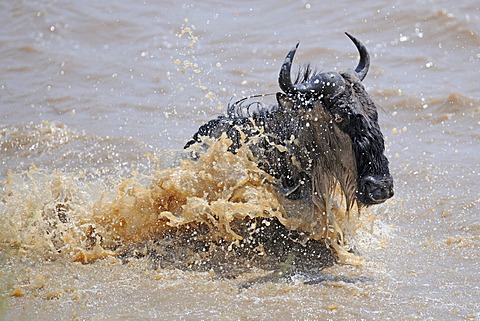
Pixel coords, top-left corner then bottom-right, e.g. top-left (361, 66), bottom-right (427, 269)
top-left (1, 134), bottom-right (364, 271)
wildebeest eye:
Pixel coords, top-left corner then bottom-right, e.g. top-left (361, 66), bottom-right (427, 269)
top-left (334, 114), bottom-right (343, 123)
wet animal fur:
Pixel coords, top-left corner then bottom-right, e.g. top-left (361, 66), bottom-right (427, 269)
top-left (184, 66), bottom-right (368, 216)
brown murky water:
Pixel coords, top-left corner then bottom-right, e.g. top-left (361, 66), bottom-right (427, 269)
top-left (1, 1), bottom-right (479, 320)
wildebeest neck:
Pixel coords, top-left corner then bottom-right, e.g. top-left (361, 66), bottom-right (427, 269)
top-left (305, 105), bottom-right (358, 210)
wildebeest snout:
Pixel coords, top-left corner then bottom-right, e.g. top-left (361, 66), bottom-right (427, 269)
top-left (357, 175), bottom-right (394, 205)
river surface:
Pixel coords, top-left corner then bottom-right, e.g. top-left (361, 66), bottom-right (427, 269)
top-left (1, 1), bottom-right (479, 320)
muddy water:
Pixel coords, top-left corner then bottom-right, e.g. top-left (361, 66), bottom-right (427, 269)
top-left (1, 1), bottom-right (479, 320)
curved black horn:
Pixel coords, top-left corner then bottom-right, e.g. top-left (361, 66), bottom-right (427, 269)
top-left (278, 43), bottom-right (299, 95)
top-left (345, 32), bottom-right (370, 81)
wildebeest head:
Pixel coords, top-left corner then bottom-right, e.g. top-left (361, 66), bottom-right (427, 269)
top-left (277, 33), bottom-right (394, 208)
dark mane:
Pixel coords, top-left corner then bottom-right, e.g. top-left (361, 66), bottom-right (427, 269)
top-left (226, 93), bottom-right (278, 119)
top-left (294, 64), bottom-right (321, 85)
top-left (226, 65), bottom-right (321, 119)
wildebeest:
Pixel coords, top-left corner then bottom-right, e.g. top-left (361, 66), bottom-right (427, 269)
top-left (185, 33), bottom-right (394, 222)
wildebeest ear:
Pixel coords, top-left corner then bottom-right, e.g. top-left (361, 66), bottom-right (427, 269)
top-left (276, 92), bottom-right (294, 110)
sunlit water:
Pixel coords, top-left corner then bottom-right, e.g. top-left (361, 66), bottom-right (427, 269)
top-left (1, 1), bottom-right (479, 320)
